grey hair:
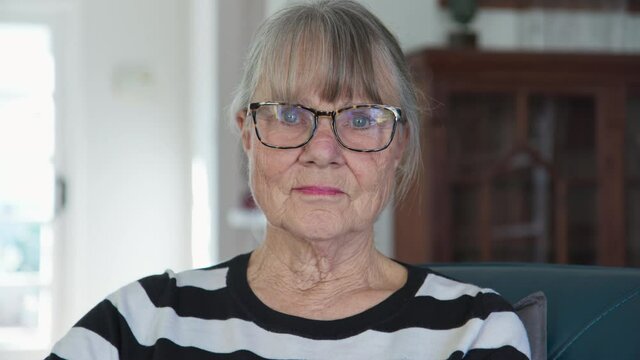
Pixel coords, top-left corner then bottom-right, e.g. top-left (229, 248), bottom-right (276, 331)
top-left (229, 0), bottom-right (422, 201)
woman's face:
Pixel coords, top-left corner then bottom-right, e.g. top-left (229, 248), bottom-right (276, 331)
top-left (239, 93), bottom-right (406, 242)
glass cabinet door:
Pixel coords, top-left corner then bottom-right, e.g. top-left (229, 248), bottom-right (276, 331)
top-left (447, 92), bottom-right (602, 264)
top-left (528, 95), bottom-right (597, 264)
top-left (446, 93), bottom-right (515, 261)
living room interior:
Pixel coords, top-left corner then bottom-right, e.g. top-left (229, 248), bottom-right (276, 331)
top-left (0, 0), bottom-right (639, 359)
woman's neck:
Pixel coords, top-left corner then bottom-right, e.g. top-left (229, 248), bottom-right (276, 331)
top-left (246, 226), bottom-right (407, 319)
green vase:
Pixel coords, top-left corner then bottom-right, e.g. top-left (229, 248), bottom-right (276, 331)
top-left (449, 0), bottom-right (477, 27)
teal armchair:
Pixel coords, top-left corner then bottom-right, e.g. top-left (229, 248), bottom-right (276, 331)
top-left (428, 263), bottom-right (640, 360)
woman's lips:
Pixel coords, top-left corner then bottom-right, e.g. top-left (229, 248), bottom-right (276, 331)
top-left (293, 186), bottom-right (344, 196)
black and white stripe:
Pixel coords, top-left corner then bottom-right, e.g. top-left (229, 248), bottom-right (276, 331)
top-left (48, 253), bottom-right (530, 359)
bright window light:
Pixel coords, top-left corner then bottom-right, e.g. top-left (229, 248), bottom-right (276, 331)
top-left (0, 23), bottom-right (55, 350)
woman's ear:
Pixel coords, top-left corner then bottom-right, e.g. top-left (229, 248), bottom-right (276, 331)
top-left (236, 110), bottom-right (251, 152)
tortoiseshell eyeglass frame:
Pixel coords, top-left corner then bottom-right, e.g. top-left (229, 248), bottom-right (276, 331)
top-left (247, 102), bottom-right (404, 153)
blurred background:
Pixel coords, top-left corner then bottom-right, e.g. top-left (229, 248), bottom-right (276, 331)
top-left (0, 0), bottom-right (638, 358)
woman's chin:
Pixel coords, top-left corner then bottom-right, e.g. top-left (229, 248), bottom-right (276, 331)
top-left (276, 212), bottom-right (353, 243)
top-left (261, 198), bottom-right (374, 243)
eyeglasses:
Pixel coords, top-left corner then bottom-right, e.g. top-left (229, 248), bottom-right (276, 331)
top-left (247, 102), bottom-right (403, 152)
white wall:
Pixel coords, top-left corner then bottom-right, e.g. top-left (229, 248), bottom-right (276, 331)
top-left (213, 1), bottom-right (266, 261)
top-left (360, 0), bottom-right (640, 52)
top-left (54, 0), bottom-right (191, 342)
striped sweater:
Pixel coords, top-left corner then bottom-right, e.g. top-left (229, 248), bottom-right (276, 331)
top-left (47, 253), bottom-right (531, 359)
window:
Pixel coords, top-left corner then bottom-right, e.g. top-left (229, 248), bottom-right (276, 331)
top-left (0, 23), bottom-right (55, 350)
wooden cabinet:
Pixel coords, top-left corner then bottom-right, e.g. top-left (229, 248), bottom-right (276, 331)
top-left (395, 49), bottom-right (640, 266)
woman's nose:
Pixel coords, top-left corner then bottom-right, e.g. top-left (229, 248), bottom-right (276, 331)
top-left (298, 116), bottom-right (345, 167)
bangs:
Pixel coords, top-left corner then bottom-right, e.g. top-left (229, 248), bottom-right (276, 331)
top-left (256, 9), bottom-right (394, 105)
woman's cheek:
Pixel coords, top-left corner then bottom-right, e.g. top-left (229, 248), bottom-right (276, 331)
top-left (249, 149), bottom-right (290, 212)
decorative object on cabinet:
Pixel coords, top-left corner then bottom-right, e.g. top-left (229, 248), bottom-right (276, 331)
top-left (447, 0), bottom-right (478, 48)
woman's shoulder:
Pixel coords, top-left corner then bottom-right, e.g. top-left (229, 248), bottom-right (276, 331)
top-left (397, 265), bottom-right (530, 358)
top-left (110, 253), bottom-right (245, 309)
top-left (48, 254), bottom-right (250, 359)
top-left (403, 264), bottom-right (517, 324)
top-left (413, 266), bottom-right (507, 303)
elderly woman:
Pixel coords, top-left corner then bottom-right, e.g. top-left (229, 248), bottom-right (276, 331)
top-left (48, 1), bottom-right (530, 359)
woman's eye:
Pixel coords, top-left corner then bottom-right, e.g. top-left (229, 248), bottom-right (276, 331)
top-left (280, 109), bottom-right (300, 124)
top-left (351, 116), bottom-right (372, 129)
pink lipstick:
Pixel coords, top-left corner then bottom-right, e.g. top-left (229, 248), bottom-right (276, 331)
top-left (293, 186), bottom-right (344, 196)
